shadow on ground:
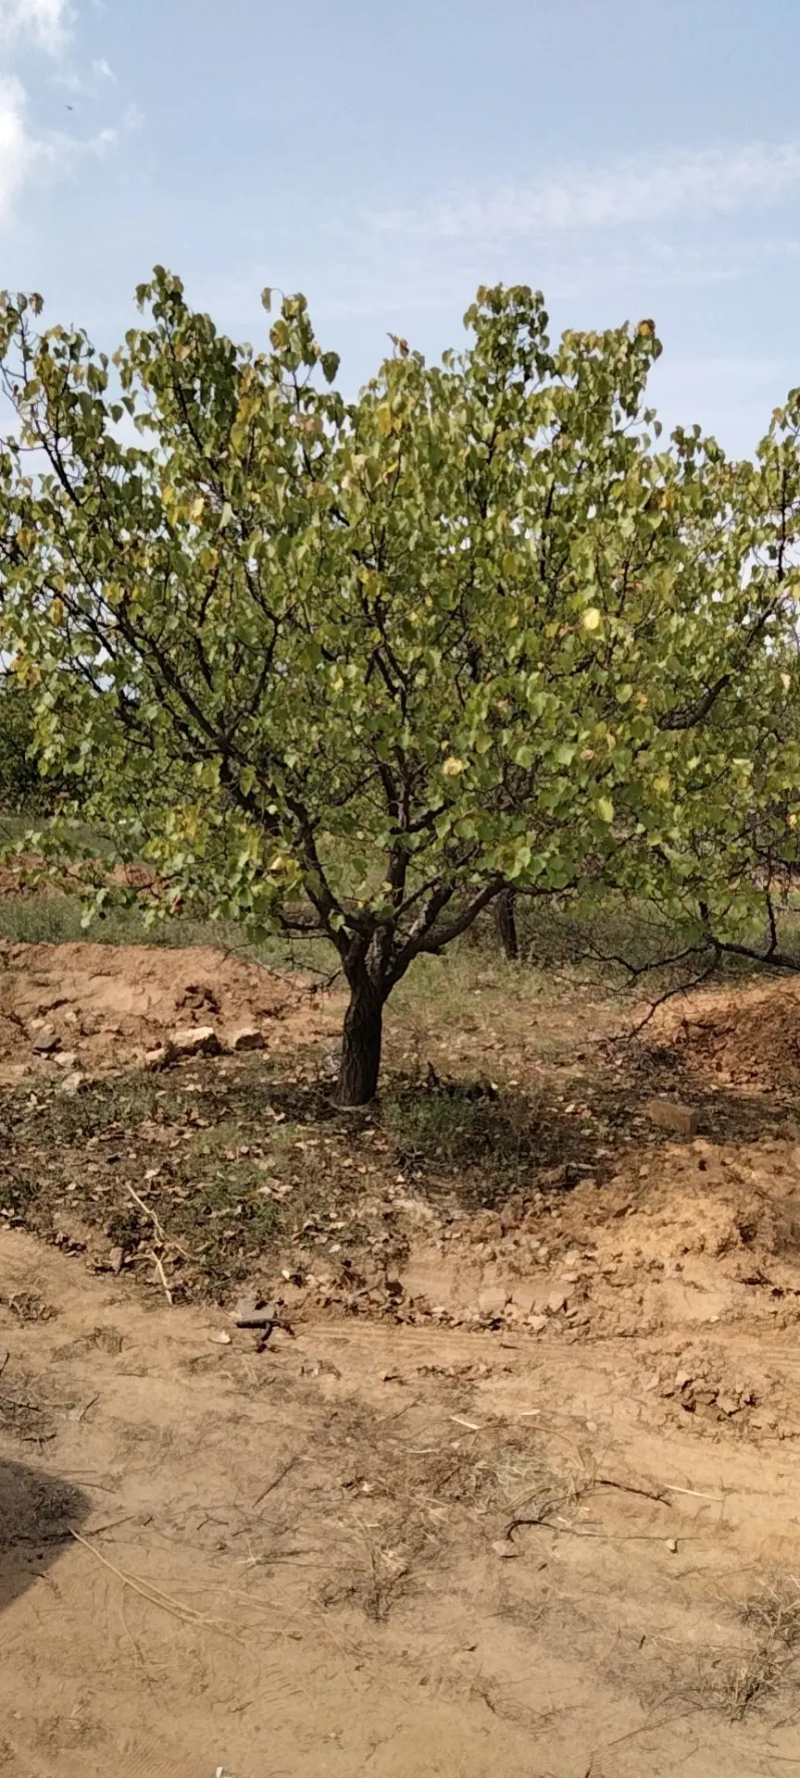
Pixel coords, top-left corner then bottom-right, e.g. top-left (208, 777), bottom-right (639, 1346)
top-left (0, 1456), bottom-right (89, 1615)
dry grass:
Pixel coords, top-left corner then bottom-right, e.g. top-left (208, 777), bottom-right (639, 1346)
top-left (692, 1575), bottom-right (800, 1721)
top-left (314, 1391), bottom-right (570, 1623)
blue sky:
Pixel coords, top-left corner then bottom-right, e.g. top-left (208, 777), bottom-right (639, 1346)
top-left (0, 0), bottom-right (798, 454)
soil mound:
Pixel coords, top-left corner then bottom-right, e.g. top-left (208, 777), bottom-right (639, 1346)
top-left (0, 940), bottom-right (323, 1079)
top-left (653, 977), bottom-right (800, 1090)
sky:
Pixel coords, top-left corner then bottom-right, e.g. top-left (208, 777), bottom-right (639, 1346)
top-left (0, 0), bottom-right (798, 455)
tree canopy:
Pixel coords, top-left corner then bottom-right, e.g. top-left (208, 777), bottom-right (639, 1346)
top-left (0, 272), bottom-right (797, 1100)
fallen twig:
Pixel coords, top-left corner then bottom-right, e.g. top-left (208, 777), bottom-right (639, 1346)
top-left (125, 1181), bottom-right (166, 1244)
top-left (150, 1251), bottom-right (173, 1306)
top-left (69, 1531), bottom-right (241, 1640)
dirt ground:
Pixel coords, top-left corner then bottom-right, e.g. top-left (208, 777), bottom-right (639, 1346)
top-left (4, 939), bottom-right (800, 1775)
top-left (0, 940), bottom-right (324, 1082)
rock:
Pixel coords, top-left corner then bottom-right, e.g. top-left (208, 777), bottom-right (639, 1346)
top-left (230, 1025), bottom-right (266, 1053)
top-left (170, 1026), bottom-right (221, 1058)
top-left (209, 1330), bottom-right (232, 1345)
top-left (108, 1245), bottom-right (125, 1275)
top-left (143, 1044), bottom-right (174, 1071)
top-left (478, 1286), bottom-right (510, 1317)
top-left (31, 1027), bottom-right (60, 1056)
top-left (546, 1290), bottom-right (568, 1315)
top-left (232, 1296), bottom-right (280, 1329)
top-left (716, 1393), bottom-right (740, 1416)
top-left (393, 1195), bottom-right (436, 1223)
top-left (644, 1098), bottom-right (698, 1138)
top-left (53, 1050), bottom-right (78, 1070)
top-left (60, 1071), bottom-right (86, 1096)
top-left (499, 1194), bottom-right (525, 1234)
top-left (528, 1313), bottom-right (548, 1333)
top-left (665, 1538), bottom-right (678, 1554)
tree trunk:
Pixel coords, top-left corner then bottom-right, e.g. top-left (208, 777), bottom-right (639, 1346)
top-left (335, 974), bottom-right (384, 1105)
top-left (494, 887), bottom-right (519, 962)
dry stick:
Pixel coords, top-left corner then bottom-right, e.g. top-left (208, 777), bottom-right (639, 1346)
top-left (251, 1456), bottom-right (301, 1511)
top-left (662, 1483), bottom-right (726, 1503)
top-left (125, 1181), bottom-right (167, 1245)
top-left (593, 1475), bottom-right (671, 1505)
top-left (69, 1531), bottom-right (242, 1641)
top-left (507, 1516), bottom-right (686, 1544)
top-left (150, 1251), bottom-right (174, 1306)
top-left (124, 1181), bottom-right (189, 1257)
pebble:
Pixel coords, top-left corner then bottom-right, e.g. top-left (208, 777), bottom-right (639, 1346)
top-left (478, 1286), bottom-right (511, 1316)
top-left (229, 1026), bottom-right (265, 1053)
top-left (170, 1026), bottom-right (221, 1057)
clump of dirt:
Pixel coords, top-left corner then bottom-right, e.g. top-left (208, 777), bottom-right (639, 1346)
top-left (0, 941), bottom-right (325, 1080)
top-left (652, 977), bottom-right (800, 1091)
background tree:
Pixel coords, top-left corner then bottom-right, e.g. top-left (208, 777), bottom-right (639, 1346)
top-left (0, 274), bottom-right (794, 1102)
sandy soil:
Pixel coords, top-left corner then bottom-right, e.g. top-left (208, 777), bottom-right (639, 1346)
top-left (4, 1217), bottom-right (800, 1778)
top-left (4, 941), bottom-right (800, 1774)
top-left (655, 974), bottom-right (800, 1090)
top-left (0, 941), bottom-right (326, 1081)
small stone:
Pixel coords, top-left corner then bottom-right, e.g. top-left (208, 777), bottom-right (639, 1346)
top-left (53, 1050), bottom-right (78, 1069)
top-left (108, 1245), bottom-right (125, 1275)
top-left (716, 1393), bottom-right (740, 1416)
top-left (478, 1286), bottom-right (510, 1317)
top-left (644, 1098), bottom-right (698, 1138)
top-left (393, 1195), bottom-right (436, 1222)
top-left (665, 1538), bottom-right (678, 1554)
top-left (170, 1026), bottom-right (221, 1058)
top-left (32, 1027), bottom-right (60, 1055)
top-left (143, 1044), bottom-right (173, 1071)
top-left (230, 1025), bottom-right (266, 1053)
top-left (491, 1539), bottom-right (519, 1559)
top-left (60, 1071), bottom-right (86, 1096)
top-left (232, 1297), bottom-right (279, 1329)
top-left (527, 1313), bottom-right (548, 1333)
top-left (209, 1330), bottom-right (232, 1345)
top-left (546, 1290), bottom-right (568, 1315)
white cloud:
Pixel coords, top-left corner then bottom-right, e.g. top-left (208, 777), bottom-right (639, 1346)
top-left (0, 1), bottom-right (124, 226)
top-left (0, 72), bottom-right (30, 220)
top-left (0, 0), bottom-right (72, 55)
top-left (371, 142), bottom-right (800, 241)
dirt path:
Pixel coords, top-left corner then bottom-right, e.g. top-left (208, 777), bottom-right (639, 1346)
top-left (4, 1229), bottom-right (800, 1777)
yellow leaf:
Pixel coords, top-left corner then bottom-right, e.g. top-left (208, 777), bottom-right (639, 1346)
top-left (443, 756), bottom-right (465, 777)
top-left (582, 607), bottom-right (601, 632)
top-left (50, 597), bottom-right (64, 626)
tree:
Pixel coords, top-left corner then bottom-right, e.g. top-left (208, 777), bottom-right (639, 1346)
top-left (0, 273), bottom-right (794, 1101)
top-left (0, 673), bottom-right (62, 814)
